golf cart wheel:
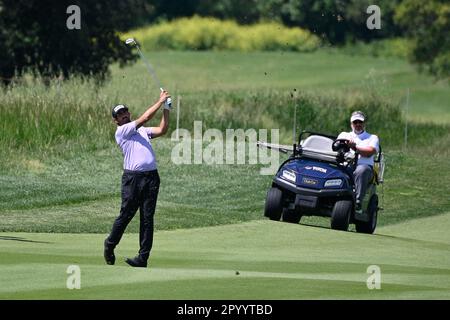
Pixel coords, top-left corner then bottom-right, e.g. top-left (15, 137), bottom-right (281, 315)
top-left (331, 200), bottom-right (352, 231)
top-left (355, 195), bottom-right (378, 234)
top-left (282, 209), bottom-right (301, 224)
top-left (264, 187), bottom-right (283, 221)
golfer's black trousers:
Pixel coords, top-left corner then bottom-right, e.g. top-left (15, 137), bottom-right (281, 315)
top-left (106, 170), bottom-right (160, 261)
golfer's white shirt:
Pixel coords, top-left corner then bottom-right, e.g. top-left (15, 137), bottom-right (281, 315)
top-left (115, 121), bottom-right (157, 171)
top-left (337, 131), bottom-right (379, 166)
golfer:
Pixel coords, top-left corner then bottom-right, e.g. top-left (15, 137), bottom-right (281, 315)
top-left (337, 111), bottom-right (379, 214)
top-left (104, 90), bottom-right (171, 268)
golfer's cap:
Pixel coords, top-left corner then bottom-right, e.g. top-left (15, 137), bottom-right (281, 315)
top-left (112, 104), bottom-right (128, 118)
top-left (350, 111), bottom-right (365, 123)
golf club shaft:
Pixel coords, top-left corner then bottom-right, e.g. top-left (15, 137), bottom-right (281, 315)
top-left (135, 45), bottom-right (162, 90)
top-left (132, 42), bottom-right (171, 107)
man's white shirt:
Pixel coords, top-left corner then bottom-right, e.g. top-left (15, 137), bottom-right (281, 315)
top-left (337, 131), bottom-right (379, 166)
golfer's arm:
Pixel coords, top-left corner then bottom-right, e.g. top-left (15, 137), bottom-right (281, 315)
top-left (135, 101), bottom-right (164, 129)
top-left (356, 145), bottom-right (376, 157)
top-left (150, 109), bottom-right (170, 138)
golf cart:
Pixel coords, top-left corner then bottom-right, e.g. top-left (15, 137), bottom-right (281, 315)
top-left (259, 131), bottom-right (384, 233)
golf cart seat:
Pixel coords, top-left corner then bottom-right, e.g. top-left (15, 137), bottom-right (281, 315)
top-left (300, 135), bottom-right (339, 163)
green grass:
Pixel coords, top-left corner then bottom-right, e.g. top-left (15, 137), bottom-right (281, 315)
top-left (1, 213), bottom-right (449, 299)
top-left (0, 139), bottom-right (449, 233)
top-left (106, 50), bottom-right (450, 123)
top-left (1, 50), bottom-right (449, 234)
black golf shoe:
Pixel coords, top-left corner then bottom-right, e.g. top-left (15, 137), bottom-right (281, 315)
top-left (125, 256), bottom-right (147, 268)
top-left (104, 239), bottom-right (115, 265)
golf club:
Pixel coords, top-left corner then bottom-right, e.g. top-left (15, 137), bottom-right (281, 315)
top-left (125, 38), bottom-right (171, 108)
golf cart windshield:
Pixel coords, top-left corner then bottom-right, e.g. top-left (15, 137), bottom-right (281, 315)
top-left (298, 132), bottom-right (355, 165)
top-left (302, 135), bottom-right (334, 152)
top-left (300, 135), bottom-right (338, 163)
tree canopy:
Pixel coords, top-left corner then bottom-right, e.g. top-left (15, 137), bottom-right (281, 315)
top-left (138, 0), bottom-right (404, 44)
top-left (395, 0), bottom-right (450, 79)
top-left (0, 0), bottom-right (151, 82)
top-left (0, 0), bottom-right (448, 80)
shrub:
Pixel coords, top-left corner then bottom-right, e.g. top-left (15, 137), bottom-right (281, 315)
top-left (122, 16), bottom-right (321, 52)
top-left (340, 38), bottom-right (412, 59)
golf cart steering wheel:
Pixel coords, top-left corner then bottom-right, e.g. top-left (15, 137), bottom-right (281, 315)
top-left (332, 139), bottom-right (351, 153)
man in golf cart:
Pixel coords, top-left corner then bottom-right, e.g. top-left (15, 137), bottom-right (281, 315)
top-left (337, 111), bottom-right (379, 214)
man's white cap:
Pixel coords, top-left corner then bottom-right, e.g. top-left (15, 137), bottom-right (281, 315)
top-left (350, 111), bottom-right (365, 123)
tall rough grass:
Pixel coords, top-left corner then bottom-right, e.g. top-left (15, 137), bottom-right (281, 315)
top-left (174, 89), bottom-right (449, 148)
top-left (122, 16), bottom-right (320, 52)
top-left (0, 77), bottom-right (114, 155)
top-left (2, 76), bottom-right (447, 160)
top-left (1, 75), bottom-right (448, 224)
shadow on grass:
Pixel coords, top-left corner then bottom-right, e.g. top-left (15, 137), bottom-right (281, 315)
top-left (298, 222), bottom-right (331, 231)
top-left (0, 236), bottom-right (51, 244)
top-left (298, 222), bottom-right (449, 248)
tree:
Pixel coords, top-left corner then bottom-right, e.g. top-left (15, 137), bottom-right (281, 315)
top-left (118, 0), bottom-right (404, 45)
top-left (255, 0), bottom-right (403, 44)
top-left (0, 0), bottom-right (151, 83)
top-left (395, 0), bottom-right (450, 79)
top-left (141, 0), bottom-right (264, 25)
top-left (195, 0), bottom-right (262, 24)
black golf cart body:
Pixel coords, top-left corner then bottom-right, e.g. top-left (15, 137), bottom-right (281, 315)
top-left (264, 131), bottom-right (384, 233)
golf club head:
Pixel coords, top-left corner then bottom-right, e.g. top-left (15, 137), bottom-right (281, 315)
top-left (125, 38), bottom-right (136, 46)
top-left (125, 37), bottom-right (164, 92)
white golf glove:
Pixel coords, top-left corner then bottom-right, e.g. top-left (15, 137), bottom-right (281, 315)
top-left (164, 97), bottom-right (172, 110)
top-left (160, 88), bottom-right (172, 110)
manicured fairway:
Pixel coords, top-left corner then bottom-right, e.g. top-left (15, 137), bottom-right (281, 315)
top-left (1, 212), bottom-right (449, 299)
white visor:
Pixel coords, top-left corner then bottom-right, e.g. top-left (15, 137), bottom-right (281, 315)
top-left (351, 114), bottom-right (365, 122)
